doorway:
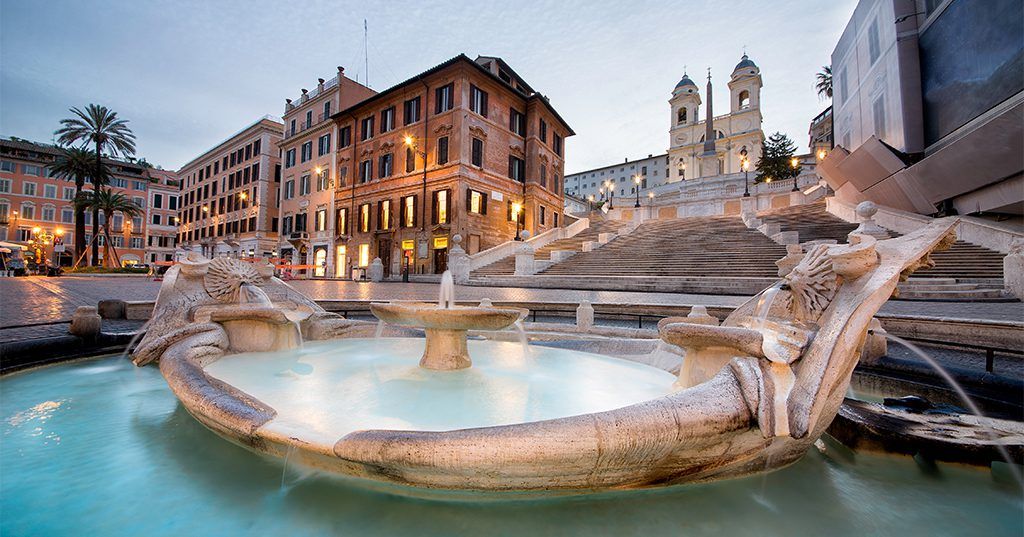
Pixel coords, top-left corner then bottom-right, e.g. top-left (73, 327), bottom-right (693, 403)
top-left (433, 246), bottom-right (448, 273)
top-left (377, 239), bottom-right (392, 277)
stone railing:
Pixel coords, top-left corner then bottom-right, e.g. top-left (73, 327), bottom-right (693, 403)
top-left (826, 197), bottom-right (1022, 254)
top-left (469, 217), bottom-right (589, 271)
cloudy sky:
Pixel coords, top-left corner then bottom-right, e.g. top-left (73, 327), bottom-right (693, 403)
top-left (1, 0), bottom-right (855, 173)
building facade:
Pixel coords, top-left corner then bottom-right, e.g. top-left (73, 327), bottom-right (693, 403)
top-left (0, 137), bottom-right (166, 267)
top-left (176, 116), bottom-right (283, 259)
top-left (668, 55), bottom-right (766, 182)
top-left (824, 0), bottom-right (1023, 216)
top-left (808, 106), bottom-right (834, 159)
top-left (144, 168), bottom-right (181, 264)
top-left (331, 55), bottom-right (571, 278)
top-left (277, 67), bottom-right (376, 277)
top-left (563, 154), bottom-right (669, 203)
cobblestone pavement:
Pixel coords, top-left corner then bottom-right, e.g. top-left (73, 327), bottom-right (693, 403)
top-left (1, 276), bottom-right (1022, 329)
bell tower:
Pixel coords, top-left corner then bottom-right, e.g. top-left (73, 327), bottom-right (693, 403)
top-left (669, 70), bottom-right (700, 181)
top-left (728, 53), bottom-right (762, 113)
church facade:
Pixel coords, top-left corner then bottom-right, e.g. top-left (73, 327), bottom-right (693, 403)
top-left (667, 54), bottom-right (765, 182)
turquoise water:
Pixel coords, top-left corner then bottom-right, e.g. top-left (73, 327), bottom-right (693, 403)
top-left (204, 338), bottom-right (676, 444)
top-left (2, 355), bottom-right (1022, 536)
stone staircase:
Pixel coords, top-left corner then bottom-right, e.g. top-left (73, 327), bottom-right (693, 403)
top-left (472, 214), bottom-right (628, 277)
top-left (758, 201), bottom-right (1010, 300)
top-left (538, 215), bottom-right (787, 279)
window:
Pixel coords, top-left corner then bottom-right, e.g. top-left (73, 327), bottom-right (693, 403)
top-left (301, 142), bottom-right (312, 163)
top-left (316, 169), bottom-right (329, 191)
top-left (62, 208), bottom-right (74, 224)
top-left (403, 97), bottom-right (421, 125)
top-left (359, 160), bottom-right (372, 183)
top-left (377, 199), bottom-right (391, 230)
top-left (467, 189), bottom-right (487, 215)
top-left (432, 189), bottom-right (449, 224)
top-left (152, 214), bottom-right (161, 225)
top-left (305, 110), bottom-right (313, 129)
top-left (323, 100), bottom-right (331, 119)
top-left (378, 153), bottom-right (393, 179)
top-left (359, 203), bottom-right (370, 233)
top-left (43, 184), bottom-right (56, 198)
top-left (470, 85), bottom-right (488, 117)
top-left (437, 136), bottom-right (449, 165)
top-left (0, 178), bottom-right (9, 193)
top-left (132, 196), bottom-right (145, 209)
top-left (253, 138), bottom-right (261, 155)
top-left (508, 156), bottom-right (525, 182)
top-left (838, 67), bottom-right (848, 104)
top-left (406, 146), bottom-right (416, 173)
top-left (435, 83), bottom-right (454, 114)
top-left (285, 149), bottom-right (296, 168)
top-left (23, 164), bottom-right (42, 176)
top-left (402, 195), bottom-right (416, 227)
top-left (358, 243), bottom-right (370, 267)
top-left (169, 196), bottom-right (178, 210)
top-left (42, 205), bottom-right (55, 221)
top-left (540, 166), bottom-right (547, 188)
top-left (245, 144), bottom-right (252, 160)
top-left (0, 161), bottom-right (14, 172)
top-left (872, 95), bottom-right (886, 140)
top-left (153, 193), bottom-right (163, 208)
top-left (554, 212), bottom-right (559, 228)
top-left (360, 116), bottom-right (374, 141)
top-left (539, 119), bottom-right (548, 143)
top-left (318, 133), bottom-right (331, 156)
top-left (339, 126), bottom-right (352, 148)
top-left (539, 205), bottom-right (546, 226)
top-left (284, 179), bottom-right (295, 199)
top-left (336, 207), bottom-right (348, 235)
top-left (867, 19), bottom-right (881, 65)
top-left (23, 182), bottom-right (36, 196)
top-left (471, 138), bottom-right (484, 167)
top-left (380, 106), bottom-right (395, 133)
top-left (299, 174), bottom-right (311, 196)
top-left (315, 208), bottom-right (326, 231)
top-left (282, 215), bottom-right (293, 235)
top-left (130, 237), bottom-right (144, 249)
top-left (553, 134), bottom-right (563, 156)
top-left (677, 108), bottom-right (687, 124)
top-left (509, 108), bottom-right (526, 136)
top-left (738, 90), bottom-right (750, 109)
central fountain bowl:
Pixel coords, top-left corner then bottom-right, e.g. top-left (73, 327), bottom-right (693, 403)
top-left (370, 302), bottom-right (522, 370)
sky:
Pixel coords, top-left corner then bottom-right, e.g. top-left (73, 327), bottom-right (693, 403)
top-left (0, 0), bottom-right (856, 174)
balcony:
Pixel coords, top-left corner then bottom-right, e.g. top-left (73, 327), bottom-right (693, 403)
top-left (287, 231), bottom-right (309, 246)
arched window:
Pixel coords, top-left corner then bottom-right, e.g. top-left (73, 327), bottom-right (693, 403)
top-left (738, 90), bottom-right (750, 109)
top-left (677, 108), bottom-right (687, 124)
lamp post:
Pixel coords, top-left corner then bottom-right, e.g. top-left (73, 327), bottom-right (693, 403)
top-left (791, 156), bottom-right (800, 192)
top-left (587, 194), bottom-right (595, 211)
top-left (605, 180), bottom-right (614, 210)
top-left (647, 191), bottom-right (654, 206)
top-left (633, 174), bottom-right (642, 208)
top-left (741, 157), bottom-right (751, 197)
top-left (512, 202), bottom-right (523, 241)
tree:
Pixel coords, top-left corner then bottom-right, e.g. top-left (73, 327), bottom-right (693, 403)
top-left (816, 66), bottom-right (832, 100)
top-left (55, 104), bottom-right (136, 266)
top-left (49, 147), bottom-right (109, 264)
top-left (755, 132), bottom-right (802, 183)
top-left (74, 188), bottom-right (142, 268)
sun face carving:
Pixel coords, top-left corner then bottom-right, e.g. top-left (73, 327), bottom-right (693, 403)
top-left (783, 244), bottom-right (838, 323)
top-left (204, 257), bottom-right (263, 303)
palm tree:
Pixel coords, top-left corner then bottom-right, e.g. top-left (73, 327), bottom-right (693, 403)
top-left (74, 188), bottom-right (142, 268)
top-left (49, 147), bottom-right (108, 265)
top-left (55, 104), bottom-right (136, 266)
top-left (816, 66), bottom-right (833, 100)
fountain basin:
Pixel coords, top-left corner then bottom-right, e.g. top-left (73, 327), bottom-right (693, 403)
top-left (370, 302), bottom-right (522, 370)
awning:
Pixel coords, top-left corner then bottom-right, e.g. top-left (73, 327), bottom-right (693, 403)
top-left (0, 241), bottom-right (27, 251)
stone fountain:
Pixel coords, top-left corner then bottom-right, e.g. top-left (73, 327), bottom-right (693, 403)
top-left (370, 272), bottom-right (522, 370)
top-left (132, 219), bottom-right (959, 495)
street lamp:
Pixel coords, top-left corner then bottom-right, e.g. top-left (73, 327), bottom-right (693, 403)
top-left (512, 202), bottom-right (523, 241)
top-left (587, 194), bottom-right (595, 211)
top-left (605, 180), bottom-right (614, 210)
top-left (741, 157), bottom-right (751, 197)
top-left (647, 191), bottom-right (654, 206)
top-left (790, 157), bottom-right (800, 192)
top-left (816, 149), bottom-right (827, 161)
top-left (404, 135), bottom-right (429, 233)
top-left (633, 174), bottom-right (642, 208)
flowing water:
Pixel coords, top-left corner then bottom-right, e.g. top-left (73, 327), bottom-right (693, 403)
top-left (240, 283), bottom-right (272, 306)
top-left (438, 271), bottom-right (455, 309)
top-left (753, 283), bottom-right (782, 328)
top-left (2, 355), bottom-right (1020, 536)
top-left (881, 333), bottom-right (1023, 487)
top-left (374, 320), bottom-right (386, 339)
top-left (513, 320), bottom-right (531, 359)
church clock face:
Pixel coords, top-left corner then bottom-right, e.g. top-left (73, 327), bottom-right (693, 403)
top-left (736, 118), bottom-right (751, 132)
top-left (676, 134), bottom-right (689, 144)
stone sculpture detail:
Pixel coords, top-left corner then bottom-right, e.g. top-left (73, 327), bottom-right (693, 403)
top-left (783, 244), bottom-right (837, 323)
top-left (205, 257), bottom-right (263, 303)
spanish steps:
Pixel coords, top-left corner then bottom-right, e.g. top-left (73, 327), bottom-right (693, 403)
top-left (471, 216), bottom-right (628, 276)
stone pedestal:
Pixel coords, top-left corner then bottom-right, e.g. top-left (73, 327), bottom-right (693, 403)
top-left (420, 328), bottom-right (473, 370)
top-left (69, 306), bottom-right (102, 339)
top-left (368, 258), bottom-right (384, 282)
top-left (448, 234), bottom-right (470, 284)
top-left (1004, 238), bottom-right (1024, 300)
top-left (576, 300), bottom-right (594, 330)
top-left (514, 243), bottom-right (536, 276)
top-left (852, 201), bottom-right (891, 239)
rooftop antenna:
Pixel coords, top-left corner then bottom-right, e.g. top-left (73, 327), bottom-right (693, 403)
top-left (363, 19), bottom-right (369, 88)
